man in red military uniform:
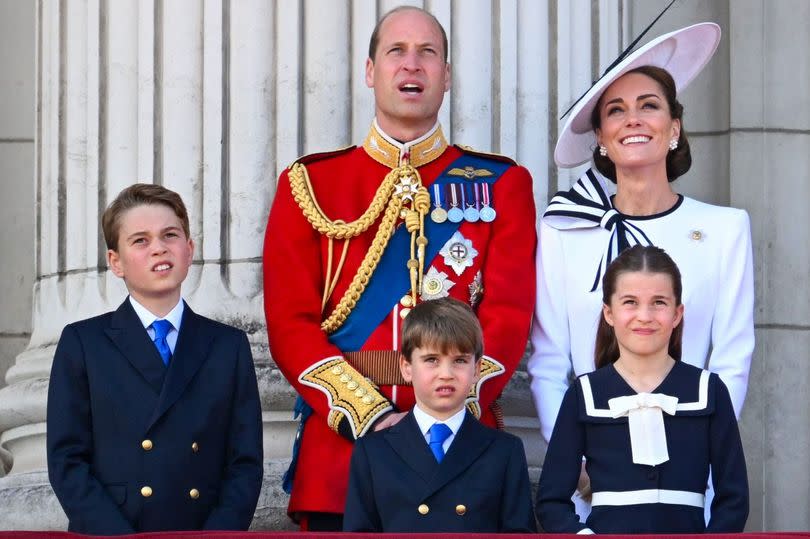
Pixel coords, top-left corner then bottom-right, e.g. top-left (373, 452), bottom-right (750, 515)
top-left (263, 6), bottom-right (536, 530)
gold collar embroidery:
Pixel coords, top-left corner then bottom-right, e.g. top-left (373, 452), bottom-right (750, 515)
top-left (362, 121), bottom-right (448, 169)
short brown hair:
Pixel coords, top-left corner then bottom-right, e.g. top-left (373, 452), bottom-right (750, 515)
top-left (102, 183), bottom-right (190, 251)
top-left (368, 6), bottom-right (448, 63)
top-left (594, 245), bottom-right (684, 369)
top-left (591, 65), bottom-right (692, 183)
top-left (401, 297), bottom-right (483, 361)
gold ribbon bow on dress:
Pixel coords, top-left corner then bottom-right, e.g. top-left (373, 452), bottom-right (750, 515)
top-left (608, 392), bottom-right (679, 466)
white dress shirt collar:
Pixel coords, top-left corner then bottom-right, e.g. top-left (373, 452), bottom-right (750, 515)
top-left (129, 296), bottom-right (184, 331)
top-left (413, 404), bottom-right (466, 440)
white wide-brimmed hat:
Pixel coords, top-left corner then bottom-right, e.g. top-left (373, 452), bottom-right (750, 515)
top-left (554, 22), bottom-right (721, 168)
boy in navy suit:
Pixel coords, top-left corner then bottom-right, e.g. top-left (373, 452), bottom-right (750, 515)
top-left (343, 297), bottom-right (537, 532)
top-left (46, 183), bottom-right (263, 534)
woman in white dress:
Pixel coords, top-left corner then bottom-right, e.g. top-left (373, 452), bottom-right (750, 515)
top-left (528, 22), bottom-right (754, 517)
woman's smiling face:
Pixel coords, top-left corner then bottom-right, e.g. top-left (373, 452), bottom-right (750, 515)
top-left (595, 72), bottom-right (680, 177)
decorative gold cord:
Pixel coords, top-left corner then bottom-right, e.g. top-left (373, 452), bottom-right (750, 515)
top-left (321, 221), bottom-right (352, 312)
top-left (289, 162), bottom-right (398, 239)
top-left (320, 191), bottom-right (403, 333)
top-left (322, 236), bottom-right (335, 311)
top-left (323, 237), bottom-right (350, 309)
top-left (290, 161), bottom-right (430, 333)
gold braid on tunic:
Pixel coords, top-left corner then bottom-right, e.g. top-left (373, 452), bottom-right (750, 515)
top-left (288, 160), bottom-right (430, 334)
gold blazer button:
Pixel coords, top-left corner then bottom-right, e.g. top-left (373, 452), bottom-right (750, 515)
top-left (456, 504), bottom-right (467, 515)
top-left (140, 486), bottom-right (153, 498)
top-left (141, 439), bottom-right (153, 451)
top-left (191, 442), bottom-right (199, 452)
top-left (189, 488), bottom-right (200, 499)
top-left (417, 503), bottom-right (429, 515)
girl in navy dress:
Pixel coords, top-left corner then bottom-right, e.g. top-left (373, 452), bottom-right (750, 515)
top-left (536, 245), bottom-right (748, 534)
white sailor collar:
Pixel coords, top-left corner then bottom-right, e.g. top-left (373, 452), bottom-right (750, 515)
top-left (577, 361), bottom-right (715, 422)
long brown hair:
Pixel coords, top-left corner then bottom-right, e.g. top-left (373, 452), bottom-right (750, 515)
top-left (594, 245), bottom-right (684, 368)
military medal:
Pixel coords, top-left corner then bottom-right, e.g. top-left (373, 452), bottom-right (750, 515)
top-left (447, 184), bottom-right (464, 223)
top-left (479, 183), bottom-right (496, 222)
top-left (421, 266), bottom-right (455, 300)
top-left (468, 270), bottom-right (484, 309)
top-left (430, 183), bottom-right (448, 223)
top-left (462, 183), bottom-right (480, 222)
top-left (440, 231), bottom-right (478, 276)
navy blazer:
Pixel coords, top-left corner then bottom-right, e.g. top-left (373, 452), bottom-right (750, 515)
top-left (343, 410), bottom-right (537, 533)
top-left (46, 298), bottom-right (263, 534)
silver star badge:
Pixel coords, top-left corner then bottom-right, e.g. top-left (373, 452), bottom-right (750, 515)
top-left (440, 231), bottom-right (478, 276)
top-left (421, 267), bottom-right (455, 300)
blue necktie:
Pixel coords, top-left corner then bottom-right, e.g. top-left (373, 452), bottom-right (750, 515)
top-left (151, 319), bottom-right (173, 366)
top-left (428, 423), bottom-right (453, 463)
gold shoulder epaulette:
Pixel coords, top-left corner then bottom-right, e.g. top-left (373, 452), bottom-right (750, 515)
top-left (290, 145), bottom-right (356, 169)
top-left (454, 144), bottom-right (518, 166)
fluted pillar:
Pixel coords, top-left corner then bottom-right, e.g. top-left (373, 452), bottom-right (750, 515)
top-left (0, 0), bottom-right (291, 529)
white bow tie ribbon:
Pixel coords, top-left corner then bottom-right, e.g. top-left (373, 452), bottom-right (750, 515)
top-left (608, 392), bottom-right (679, 466)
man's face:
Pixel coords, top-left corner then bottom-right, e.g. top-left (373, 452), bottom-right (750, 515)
top-left (365, 9), bottom-right (450, 140)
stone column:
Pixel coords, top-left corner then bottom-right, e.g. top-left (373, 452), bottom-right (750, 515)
top-left (729, 0), bottom-right (810, 531)
top-left (0, 0), bottom-right (35, 393)
top-left (0, 0), bottom-right (290, 529)
top-left (0, 0), bottom-right (632, 530)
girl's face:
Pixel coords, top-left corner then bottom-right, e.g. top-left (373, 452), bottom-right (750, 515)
top-left (602, 270), bottom-right (683, 361)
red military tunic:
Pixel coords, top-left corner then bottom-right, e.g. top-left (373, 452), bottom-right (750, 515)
top-left (263, 121), bottom-right (536, 518)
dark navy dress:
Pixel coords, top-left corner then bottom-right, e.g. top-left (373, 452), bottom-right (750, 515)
top-left (536, 361), bottom-right (748, 534)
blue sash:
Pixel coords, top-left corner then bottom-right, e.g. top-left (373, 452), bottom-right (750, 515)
top-left (328, 153), bottom-right (510, 351)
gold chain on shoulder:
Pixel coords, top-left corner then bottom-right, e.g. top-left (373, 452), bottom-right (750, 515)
top-left (289, 161), bottom-right (429, 334)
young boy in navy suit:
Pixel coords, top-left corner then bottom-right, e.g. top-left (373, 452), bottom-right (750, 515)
top-left (47, 183), bottom-right (263, 534)
top-left (343, 297), bottom-right (536, 532)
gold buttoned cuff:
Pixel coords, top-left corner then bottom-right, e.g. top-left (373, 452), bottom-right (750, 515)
top-left (464, 355), bottom-right (505, 418)
top-left (299, 357), bottom-right (392, 438)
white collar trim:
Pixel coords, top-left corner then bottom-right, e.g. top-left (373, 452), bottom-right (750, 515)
top-left (580, 369), bottom-right (709, 418)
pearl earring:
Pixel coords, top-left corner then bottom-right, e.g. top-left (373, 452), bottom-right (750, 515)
top-left (599, 145), bottom-right (608, 157)
top-left (669, 138), bottom-right (678, 151)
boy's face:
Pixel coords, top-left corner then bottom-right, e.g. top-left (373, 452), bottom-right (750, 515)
top-left (400, 344), bottom-right (481, 420)
top-left (107, 203), bottom-right (194, 310)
